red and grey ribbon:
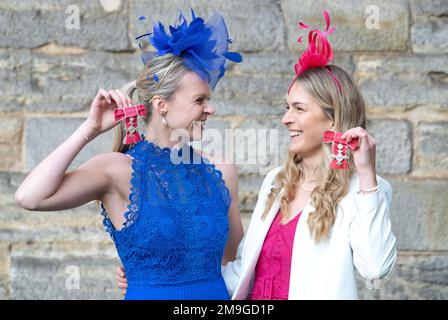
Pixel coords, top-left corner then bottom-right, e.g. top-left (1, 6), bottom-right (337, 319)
top-left (323, 130), bottom-right (358, 169)
top-left (114, 104), bottom-right (147, 145)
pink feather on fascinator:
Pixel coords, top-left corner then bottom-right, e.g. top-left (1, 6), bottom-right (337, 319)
top-left (289, 10), bottom-right (342, 94)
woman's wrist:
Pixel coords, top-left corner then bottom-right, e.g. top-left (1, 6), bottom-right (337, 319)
top-left (77, 120), bottom-right (99, 143)
top-left (76, 126), bottom-right (90, 142)
top-left (358, 169), bottom-right (378, 194)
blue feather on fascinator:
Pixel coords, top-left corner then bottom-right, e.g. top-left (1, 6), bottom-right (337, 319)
top-left (136, 9), bottom-right (242, 90)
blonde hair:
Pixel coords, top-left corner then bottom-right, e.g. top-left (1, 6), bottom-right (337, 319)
top-left (112, 53), bottom-right (189, 153)
top-left (261, 65), bottom-right (367, 243)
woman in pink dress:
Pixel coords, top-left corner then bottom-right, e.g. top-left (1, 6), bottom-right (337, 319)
top-left (224, 10), bottom-right (396, 300)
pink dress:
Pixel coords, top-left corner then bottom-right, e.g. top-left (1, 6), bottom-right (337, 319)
top-left (249, 209), bottom-right (302, 300)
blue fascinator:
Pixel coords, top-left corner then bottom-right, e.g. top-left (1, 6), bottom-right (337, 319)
top-left (136, 9), bottom-right (242, 90)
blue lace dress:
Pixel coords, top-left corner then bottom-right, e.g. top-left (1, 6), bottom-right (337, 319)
top-left (100, 139), bottom-right (231, 300)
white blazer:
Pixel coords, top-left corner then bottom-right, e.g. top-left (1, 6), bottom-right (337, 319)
top-left (222, 166), bottom-right (397, 300)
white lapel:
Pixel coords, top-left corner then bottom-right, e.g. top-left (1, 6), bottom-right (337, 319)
top-left (288, 199), bottom-right (315, 299)
top-left (243, 192), bottom-right (281, 268)
top-left (233, 190), bottom-right (282, 299)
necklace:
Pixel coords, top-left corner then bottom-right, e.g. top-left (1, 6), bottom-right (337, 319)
top-left (300, 180), bottom-right (317, 192)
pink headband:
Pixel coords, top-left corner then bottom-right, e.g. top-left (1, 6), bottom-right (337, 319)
top-left (288, 10), bottom-right (342, 95)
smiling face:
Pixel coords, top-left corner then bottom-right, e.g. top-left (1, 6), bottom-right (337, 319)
top-left (164, 71), bottom-right (214, 141)
top-left (282, 80), bottom-right (334, 157)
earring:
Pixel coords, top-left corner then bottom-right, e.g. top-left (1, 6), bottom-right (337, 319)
top-left (161, 114), bottom-right (168, 127)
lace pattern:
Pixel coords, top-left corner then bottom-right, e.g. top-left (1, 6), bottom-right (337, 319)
top-left (99, 139), bottom-right (231, 286)
top-left (100, 145), bottom-right (145, 237)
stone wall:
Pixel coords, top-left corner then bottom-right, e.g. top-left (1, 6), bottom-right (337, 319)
top-left (0, 0), bottom-right (447, 299)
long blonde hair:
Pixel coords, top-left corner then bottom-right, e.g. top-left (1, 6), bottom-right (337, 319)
top-left (261, 65), bottom-right (367, 243)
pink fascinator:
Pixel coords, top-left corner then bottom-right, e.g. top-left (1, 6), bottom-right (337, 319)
top-left (289, 10), bottom-right (342, 94)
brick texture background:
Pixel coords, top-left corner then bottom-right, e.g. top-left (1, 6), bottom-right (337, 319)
top-left (0, 0), bottom-right (447, 299)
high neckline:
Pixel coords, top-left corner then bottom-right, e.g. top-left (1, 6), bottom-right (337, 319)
top-left (129, 138), bottom-right (204, 165)
top-left (143, 138), bottom-right (177, 153)
top-left (137, 138), bottom-right (180, 159)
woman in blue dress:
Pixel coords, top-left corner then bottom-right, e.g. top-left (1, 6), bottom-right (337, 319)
top-left (15, 10), bottom-right (244, 300)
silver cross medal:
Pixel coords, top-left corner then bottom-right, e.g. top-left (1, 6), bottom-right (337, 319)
top-left (331, 143), bottom-right (350, 167)
top-left (128, 117), bottom-right (137, 135)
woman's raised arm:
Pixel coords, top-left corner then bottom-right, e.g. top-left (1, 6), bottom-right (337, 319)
top-left (15, 88), bottom-right (132, 211)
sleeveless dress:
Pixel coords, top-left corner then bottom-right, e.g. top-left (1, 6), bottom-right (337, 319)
top-left (249, 210), bottom-right (302, 300)
top-left (100, 139), bottom-right (231, 300)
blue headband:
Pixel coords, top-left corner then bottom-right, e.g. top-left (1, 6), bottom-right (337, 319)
top-left (136, 9), bottom-right (243, 90)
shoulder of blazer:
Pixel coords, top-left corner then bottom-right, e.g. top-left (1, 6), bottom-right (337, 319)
top-left (250, 166), bottom-right (283, 221)
top-left (240, 166), bottom-right (284, 267)
top-left (259, 166), bottom-right (283, 194)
